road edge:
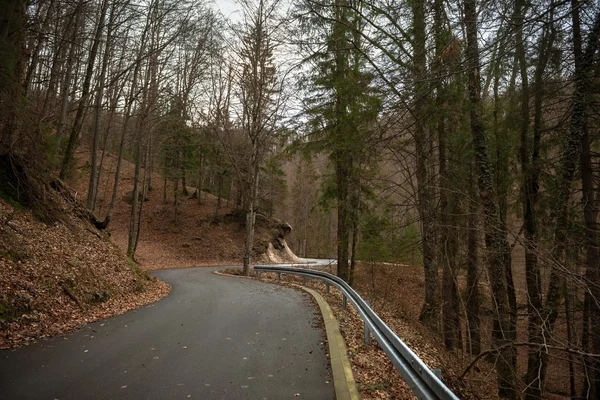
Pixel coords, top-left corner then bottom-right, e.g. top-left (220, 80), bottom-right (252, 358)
top-left (212, 270), bottom-right (360, 400)
top-left (300, 286), bottom-right (361, 400)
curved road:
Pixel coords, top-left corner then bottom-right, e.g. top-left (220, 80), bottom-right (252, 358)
top-left (0, 267), bottom-right (335, 399)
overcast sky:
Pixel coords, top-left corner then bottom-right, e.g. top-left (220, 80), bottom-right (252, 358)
top-left (213, 0), bottom-right (240, 21)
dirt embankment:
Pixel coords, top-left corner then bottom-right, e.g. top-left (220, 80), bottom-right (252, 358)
top-left (0, 195), bottom-right (169, 349)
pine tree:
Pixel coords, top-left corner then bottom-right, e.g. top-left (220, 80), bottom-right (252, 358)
top-left (300, 0), bottom-right (380, 283)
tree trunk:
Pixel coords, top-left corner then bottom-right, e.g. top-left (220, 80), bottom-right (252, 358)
top-left (575, 8), bottom-right (600, 396)
top-left (174, 151), bottom-right (180, 224)
top-left (434, 0), bottom-right (460, 348)
top-left (243, 145), bottom-right (260, 275)
top-left (349, 182), bottom-right (360, 287)
top-left (520, 2), bottom-right (556, 396)
top-left (55, 4), bottom-right (82, 156)
top-left (329, 0), bottom-right (351, 283)
top-left (576, 8), bottom-right (600, 396)
top-left (197, 146), bottom-right (203, 204)
top-left (41, 6), bottom-right (73, 118)
top-left (464, 0), bottom-right (516, 396)
top-left (60, 0), bottom-right (109, 180)
top-left (335, 152), bottom-right (351, 282)
top-left (23, 0), bottom-right (55, 95)
top-left (217, 171), bottom-right (223, 211)
top-left (581, 291), bottom-right (592, 397)
top-left (0, 0), bottom-right (27, 148)
top-left (535, 7), bottom-right (600, 396)
top-left (466, 163), bottom-right (481, 355)
top-left (92, 68), bottom-right (122, 213)
top-left (127, 136), bottom-right (142, 258)
top-left (182, 166), bottom-right (189, 196)
top-left (564, 278), bottom-right (577, 399)
top-left (163, 176), bottom-right (167, 204)
top-left (412, 0), bottom-right (439, 329)
top-left (87, 1), bottom-right (115, 210)
top-left (105, 15), bottom-right (150, 225)
top-left (133, 142), bottom-right (150, 256)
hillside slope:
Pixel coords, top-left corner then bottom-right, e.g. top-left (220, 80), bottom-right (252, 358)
top-left (69, 148), bottom-right (299, 269)
top-left (0, 195), bottom-right (169, 349)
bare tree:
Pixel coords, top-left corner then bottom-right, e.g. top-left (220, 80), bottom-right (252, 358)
top-left (224, 0), bottom-right (285, 275)
top-left (59, 0), bottom-right (110, 180)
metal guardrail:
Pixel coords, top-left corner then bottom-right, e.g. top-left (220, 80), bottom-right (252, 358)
top-left (254, 264), bottom-right (460, 400)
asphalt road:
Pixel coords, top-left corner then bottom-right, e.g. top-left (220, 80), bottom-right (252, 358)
top-left (0, 267), bottom-right (335, 400)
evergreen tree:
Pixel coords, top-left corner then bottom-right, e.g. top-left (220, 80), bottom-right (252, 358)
top-left (299, 0), bottom-right (380, 283)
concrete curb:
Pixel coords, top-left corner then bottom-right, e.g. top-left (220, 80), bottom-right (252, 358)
top-left (212, 269), bottom-right (247, 279)
top-left (300, 286), bottom-right (361, 400)
top-left (214, 269), bottom-right (361, 400)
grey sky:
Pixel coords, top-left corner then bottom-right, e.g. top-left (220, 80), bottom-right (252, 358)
top-left (214, 0), bottom-right (240, 20)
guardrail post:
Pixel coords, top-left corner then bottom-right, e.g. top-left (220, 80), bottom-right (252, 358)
top-left (364, 301), bottom-right (371, 345)
top-left (326, 282), bottom-right (330, 293)
top-left (256, 270), bottom-right (260, 279)
top-left (432, 368), bottom-right (442, 379)
top-left (277, 272), bottom-right (281, 281)
top-left (343, 295), bottom-right (347, 309)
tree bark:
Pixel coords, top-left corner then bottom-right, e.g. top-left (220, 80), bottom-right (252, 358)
top-left (434, 0), bottom-right (459, 348)
top-left (520, 2), bottom-right (556, 397)
top-left (535, 7), bottom-right (600, 396)
top-left (60, 0), bottom-right (109, 180)
top-left (464, 0), bottom-right (516, 396)
top-left (411, 0), bottom-right (439, 328)
top-left (182, 166), bottom-right (189, 196)
top-left (105, 12), bottom-right (151, 225)
top-left (0, 0), bottom-right (27, 148)
top-left (349, 180), bottom-right (360, 287)
top-left (331, 0), bottom-right (351, 282)
top-left (197, 146), bottom-right (204, 204)
top-left (55, 3), bottom-right (82, 155)
top-left (127, 136), bottom-right (142, 258)
top-left (87, 1), bottom-right (115, 210)
top-left (574, 6), bottom-right (600, 396)
top-left (243, 145), bottom-right (260, 275)
top-left (133, 142), bottom-right (150, 256)
top-left (23, 0), bottom-right (56, 96)
top-left (335, 152), bottom-right (351, 282)
top-left (466, 163), bottom-right (480, 355)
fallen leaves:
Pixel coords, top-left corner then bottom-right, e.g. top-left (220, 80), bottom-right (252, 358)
top-left (240, 269), bottom-right (496, 400)
top-left (0, 199), bottom-right (171, 349)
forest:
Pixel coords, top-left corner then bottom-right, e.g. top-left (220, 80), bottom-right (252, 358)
top-left (1, 0), bottom-right (599, 398)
